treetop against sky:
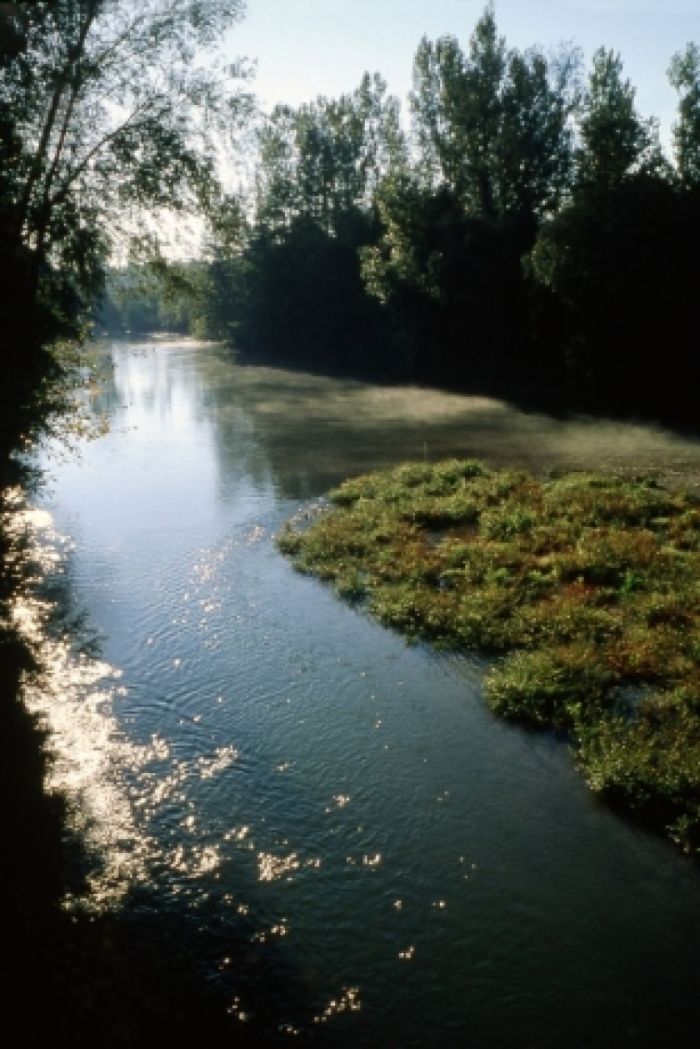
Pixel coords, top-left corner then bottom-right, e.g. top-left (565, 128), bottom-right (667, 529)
top-left (226, 0), bottom-right (699, 148)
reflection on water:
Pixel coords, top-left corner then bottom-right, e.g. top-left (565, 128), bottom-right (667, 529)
top-left (27, 337), bottom-right (700, 1046)
top-left (9, 501), bottom-right (171, 909)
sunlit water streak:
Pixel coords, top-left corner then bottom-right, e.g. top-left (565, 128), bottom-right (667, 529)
top-left (20, 337), bottom-right (700, 1045)
top-left (6, 499), bottom-right (156, 908)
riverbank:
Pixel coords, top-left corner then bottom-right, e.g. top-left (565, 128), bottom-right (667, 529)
top-left (279, 459), bottom-right (700, 855)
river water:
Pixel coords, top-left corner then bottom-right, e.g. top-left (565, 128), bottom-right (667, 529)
top-left (29, 337), bottom-right (700, 1046)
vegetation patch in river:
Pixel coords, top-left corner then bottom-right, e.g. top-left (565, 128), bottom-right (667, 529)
top-left (278, 460), bottom-right (700, 855)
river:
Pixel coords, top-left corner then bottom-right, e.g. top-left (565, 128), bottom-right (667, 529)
top-left (27, 336), bottom-right (700, 1046)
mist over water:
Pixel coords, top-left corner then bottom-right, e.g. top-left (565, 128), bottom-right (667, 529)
top-left (28, 337), bottom-right (700, 1045)
top-left (161, 341), bottom-right (700, 498)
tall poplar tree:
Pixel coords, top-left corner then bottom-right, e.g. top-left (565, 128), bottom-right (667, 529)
top-left (669, 43), bottom-right (700, 187)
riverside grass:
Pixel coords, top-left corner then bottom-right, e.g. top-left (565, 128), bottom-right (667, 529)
top-left (278, 460), bottom-right (700, 855)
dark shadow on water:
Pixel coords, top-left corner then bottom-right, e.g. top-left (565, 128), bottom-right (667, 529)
top-left (7, 890), bottom-right (332, 1047)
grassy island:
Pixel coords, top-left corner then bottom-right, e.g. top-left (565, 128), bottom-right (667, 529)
top-left (278, 460), bottom-right (700, 855)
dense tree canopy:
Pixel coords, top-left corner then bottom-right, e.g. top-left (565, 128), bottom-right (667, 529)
top-left (254, 74), bottom-right (405, 236)
top-left (198, 74), bottom-right (407, 373)
top-left (576, 47), bottom-right (665, 188)
top-left (197, 5), bottom-right (699, 425)
top-left (410, 9), bottom-right (576, 223)
top-left (3, 1), bottom-right (700, 441)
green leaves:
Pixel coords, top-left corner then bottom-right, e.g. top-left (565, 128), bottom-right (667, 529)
top-left (255, 74), bottom-right (406, 237)
top-left (669, 42), bottom-right (700, 186)
top-left (578, 48), bottom-right (664, 188)
top-left (2, 0), bottom-right (248, 308)
top-left (0, 0), bottom-right (248, 454)
top-left (410, 8), bottom-right (576, 222)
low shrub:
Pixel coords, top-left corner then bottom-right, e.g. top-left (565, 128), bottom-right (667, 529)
top-left (278, 460), bottom-right (700, 853)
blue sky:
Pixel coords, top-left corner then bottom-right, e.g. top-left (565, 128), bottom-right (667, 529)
top-left (226, 0), bottom-right (700, 152)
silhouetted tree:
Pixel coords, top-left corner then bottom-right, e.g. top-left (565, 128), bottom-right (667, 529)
top-left (363, 7), bottom-right (578, 389)
top-left (410, 7), bottom-right (577, 224)
top-left (0, 0), bottom-right (248, 456)
top-left (669, 43), bottom-right (700, 187)
top-left (528, 48), bottom-right (691, 415)
top-left (210, 74), bottom-right (405, 374)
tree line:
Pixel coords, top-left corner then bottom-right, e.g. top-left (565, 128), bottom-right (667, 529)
top-left (3, 2), bottom-right (700, 450)
top-left (174, 6), bottom-right (698, 426)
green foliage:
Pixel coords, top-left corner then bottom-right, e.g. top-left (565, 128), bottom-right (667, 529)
top-left (580, 689), bottom-right (700, 853)
top-left (99, 261), bottom-right (212, 336)
top-left (4, 1), bottom-right (700, 447)
top-left (203, 73), bottom-right (407, 374)
top-left (410, 15), bottom-right (508, 215)
top-left (1, 0), bottom-right (248, 306)
top-left (208, 211), bottom-right (398, 375)
top-left (577, 48), bottom-right (664, 188)
top-left (0, 0), bottom-right (249, 456)
top-left (191, 3), bottom-right (700, 428)
top-left (279, 460), bottom-right (700, 853)
top-left (669, 43), bottom-right (700, 187)
top-left (357, 7), bottom-right (580, 389)
top-left (255, 74), bottom-right (406, 237)
top-left (526, 45), bottom-right (699, 419)
top-left (409, 7), bottom-right (576, 221)
top-left (361, 175), bottom-right (454, 303)
top-left (486, 646), bottom-right (616, 726)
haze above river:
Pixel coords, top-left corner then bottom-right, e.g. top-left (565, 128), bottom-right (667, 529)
top-left (32, 337), bottom-right (700, 1046)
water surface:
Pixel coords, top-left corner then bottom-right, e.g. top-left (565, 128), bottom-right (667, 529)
top-left (31, 337), bottom-right (700, 1046)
